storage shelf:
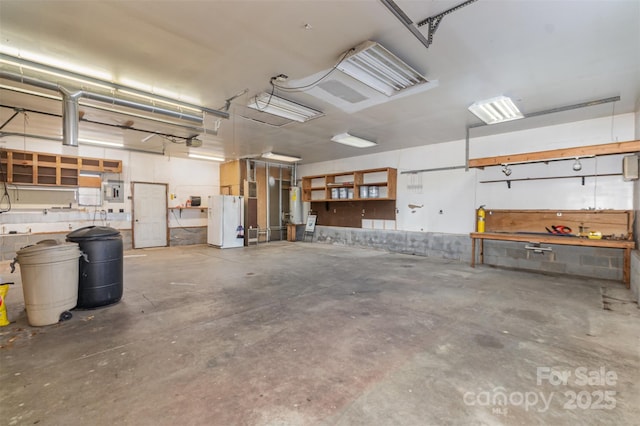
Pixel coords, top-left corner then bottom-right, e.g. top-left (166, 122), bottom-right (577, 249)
top-left (0, 148), bottom-right (122, 188)
top-left (169, 206), bottom-right (207, 217)
top-left (168, 206), bottom-right (207, 209)
top-left (326, 183), bottom-right (354, 188)
top-left (302, 167), bottom-right (397, 202)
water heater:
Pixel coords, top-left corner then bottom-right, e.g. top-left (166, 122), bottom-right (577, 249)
top-left (289, 187), bottom-right (303, 224)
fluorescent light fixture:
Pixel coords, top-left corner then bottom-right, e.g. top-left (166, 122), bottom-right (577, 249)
top-left (337, 40), bottom-right (428, 97)
top-left (248, 93), bottom-right (323, 123)
top-left (261, 152), bottom-right (302, 162)
top-left (78, 138), bottom-right (124, 148)
top-left (468, 96), bottom-right (524, 125)
top-left (188, 153), bottom-right (225, 162)
top-left (331, 133), bottom-right (377, 148)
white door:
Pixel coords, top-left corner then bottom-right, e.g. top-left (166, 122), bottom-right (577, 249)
top-left (132, 182), bottom-right (168, 248)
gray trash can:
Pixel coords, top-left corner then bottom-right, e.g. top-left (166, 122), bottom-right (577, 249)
top-left (66, 226), bottom-right (123, 309)
top-left (11, 240), bottom-right (81, 326)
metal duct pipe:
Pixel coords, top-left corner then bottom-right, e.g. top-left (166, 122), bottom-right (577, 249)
top-left (81, 91), bottom-right (204, 123)
top-left (59, 86), bottom-right (82, 146)
top-left (0, 70), bottom-right (210, 123)
top-left (0, 70), bottom-right (59, 92)
top-left (0, 54), bottom-right (229, 119)
top-left (0, 85), bottom-right (215, 135)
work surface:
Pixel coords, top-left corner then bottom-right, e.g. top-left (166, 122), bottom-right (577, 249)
top-left (1, 243), bottom-right (639, 425)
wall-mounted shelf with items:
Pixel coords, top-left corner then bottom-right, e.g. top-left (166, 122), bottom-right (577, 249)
top-left (0, 149), bottom-right (122, 188)
top-left (301, 167), bottom-right (397, 202)
top-left (168, 206), bottom-right (207, 218)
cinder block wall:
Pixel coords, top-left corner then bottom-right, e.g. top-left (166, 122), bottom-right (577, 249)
top-left (313, 226), bottom-right (625, 282)
top-left (482, 241), bottom-right (623, 281)
top-left (314, 226), bottom-right (471, 261)
top-left (169, 227), bottom-right (206, 246)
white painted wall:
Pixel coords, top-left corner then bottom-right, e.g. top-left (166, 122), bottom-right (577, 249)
top-left (299, 113), bottom-right (636, 234)
top-left (0, 136), bottom-right (219, 233)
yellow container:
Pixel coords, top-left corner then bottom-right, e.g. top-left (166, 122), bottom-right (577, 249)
top-left (0, 284), bottom-right (10, 326)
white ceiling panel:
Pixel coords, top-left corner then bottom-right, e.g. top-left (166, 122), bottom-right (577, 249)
top-left (0, 0), bottom-right (638, 164)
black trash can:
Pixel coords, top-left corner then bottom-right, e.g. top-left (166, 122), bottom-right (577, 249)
top-left (66, 226), bottom-right (123, 309)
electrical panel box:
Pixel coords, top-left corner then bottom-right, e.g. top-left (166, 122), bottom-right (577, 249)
top-left (103, 180), bottom-right (124, 202)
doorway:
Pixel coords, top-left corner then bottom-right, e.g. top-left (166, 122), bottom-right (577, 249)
top-left (248, 161), bottom-right (292, 242)
top-left (132, 182), bottom-right (168, 248)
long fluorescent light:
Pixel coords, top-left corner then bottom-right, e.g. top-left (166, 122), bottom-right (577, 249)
top-left (468, 96), bottom-right (524, 124)
top-left (337, 40), bottom-right (428, 97)
top-left (261, 152), bottom-right (302, 162)
top-left (331, 133), bottom-right (377, 148)
top-left (79, 138), bottom-right (124, 148)
top-left (248, 93), bottom-right (323, 123)
top-left (188, 153), bottom-right (225, 162)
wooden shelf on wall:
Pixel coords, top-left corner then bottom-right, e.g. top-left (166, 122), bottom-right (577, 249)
top-left (302, 167), bottom-right (397, 202)
top-left (1, 148), bottom-right (122, 187)
top-left (468, 140), bottom-right (640, 169)
top-left (302, 167), bottom-right (398, 228)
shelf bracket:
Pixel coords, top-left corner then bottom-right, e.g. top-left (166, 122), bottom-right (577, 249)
top-left (581, 176), bottom-right (585, 186)
top-left (0, 109), bottom-right (22, 131)
top-left (506, 180), bottom-right (511, 189)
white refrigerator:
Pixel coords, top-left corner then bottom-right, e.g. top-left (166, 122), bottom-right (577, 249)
top-left (207, 195), bottom-right (244, 248)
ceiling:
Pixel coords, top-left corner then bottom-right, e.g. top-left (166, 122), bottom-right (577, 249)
top-left (0, 0), bottom-right (638, 164)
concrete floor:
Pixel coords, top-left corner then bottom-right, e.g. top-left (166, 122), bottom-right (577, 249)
top-left (1, 242), bottom-right (638, 426)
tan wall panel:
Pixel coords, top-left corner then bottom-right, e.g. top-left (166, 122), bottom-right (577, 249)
top-left (78, 175), bottom-right (101, 188)
top-left (256, 164), bottom-right (268, 231)
top-left (220, 160), bottom-right (241, 195)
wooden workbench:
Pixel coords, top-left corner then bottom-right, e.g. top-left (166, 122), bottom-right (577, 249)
top-left (470, 209), bottom-right (635, 287)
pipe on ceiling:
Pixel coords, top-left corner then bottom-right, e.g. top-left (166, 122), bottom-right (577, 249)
top-left (59, 86), bottom-right (82, 146)
top-left (0, 84), bottom-right (213, 134)
top-left (0, 131), bottom-right (166, 156)
top-left (0, 70), bottom-right (205, 123)
top-left (0, 54), bottom-right (229, 120)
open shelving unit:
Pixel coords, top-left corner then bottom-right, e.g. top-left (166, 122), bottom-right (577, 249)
top-left (301, 167), bottom-right (397, 228)
top-left (302, 167), bottom-right (397, 202)
top-left (0, 148), bottom-right (122, 187)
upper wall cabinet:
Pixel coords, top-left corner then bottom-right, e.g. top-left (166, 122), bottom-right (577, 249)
top-left (0, 149), bottom-right (122, 187)
top-left (302, 167), bottom-right (397, 202)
